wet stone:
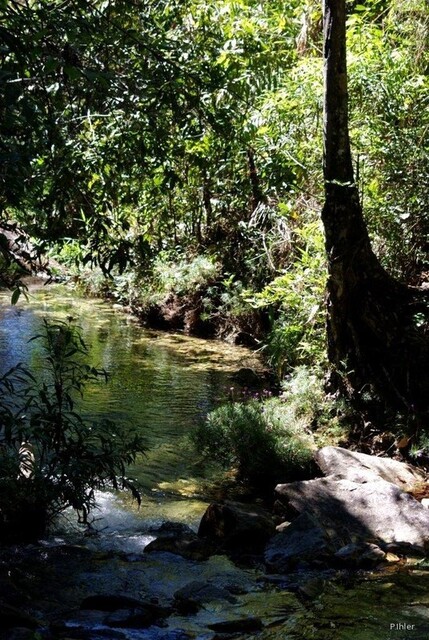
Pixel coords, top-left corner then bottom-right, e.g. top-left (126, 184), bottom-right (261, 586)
top-left (198, 500), bottom-right (276, 553)
top-left (264, 512), bottom-right (332, 573)
top-left (144, 530), bottom-right (214, 560)
top-left (105, 607), bottom-right (166, 629)
top-left (174, 580), bottom-right (237, 614)
top-left (0, 628), bottom-right (38, 640)
top-left (334, 542), bottom-right (386, 567)
top-left (207, 616), bottom-right (264, 633)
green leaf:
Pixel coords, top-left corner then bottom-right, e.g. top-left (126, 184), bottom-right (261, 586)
top-left (11, 289), bottom-right (21, 305)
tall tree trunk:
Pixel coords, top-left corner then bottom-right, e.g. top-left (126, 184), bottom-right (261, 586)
top-left (321, 0), bottom-right (429, 425)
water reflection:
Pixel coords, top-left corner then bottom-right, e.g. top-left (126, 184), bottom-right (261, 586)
top-left (0, 283), bottom-right (261, 521)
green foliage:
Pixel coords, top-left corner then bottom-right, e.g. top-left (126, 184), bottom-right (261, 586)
top-left (193, 365), bottom-right (350, 487)
top-left (247, 219), bottom-right (327, 375)
top-left (347, 1), bottom-right (429, 281)
top-left (1, 0), bottom-right (428, 399)
top-left (152, 253), bottom-right (220, 297)
top-left (0, 319), bottom-right (145, 542)
top-left (193, 396), bottom-right (315, 487)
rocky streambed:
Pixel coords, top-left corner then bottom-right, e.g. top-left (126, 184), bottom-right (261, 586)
top-left (3, 447), bottom-right (429, 640)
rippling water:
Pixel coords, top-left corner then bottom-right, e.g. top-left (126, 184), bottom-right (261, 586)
top-left (0, 282), bottom-right (262, 530)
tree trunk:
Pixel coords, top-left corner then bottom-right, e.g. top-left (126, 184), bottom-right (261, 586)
top-left (321, 0), bottom-right (429, 426)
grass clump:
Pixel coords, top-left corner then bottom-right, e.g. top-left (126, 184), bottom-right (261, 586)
top-left (193, 366), bottom-right (350, 489)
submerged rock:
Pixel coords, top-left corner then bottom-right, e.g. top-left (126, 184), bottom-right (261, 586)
top-left (174, 580), bottom-right (237, 614)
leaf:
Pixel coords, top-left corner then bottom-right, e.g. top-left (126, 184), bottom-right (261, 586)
top-left (11, 288), bottom-right (21, 305)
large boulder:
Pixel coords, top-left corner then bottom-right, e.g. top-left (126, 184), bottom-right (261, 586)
top-left (264, 512), bottom-right (333, 572)
top-left (315, 446), bottom-right (426, 490)
top-left (144, 529), bottom-right (214, 561)
top-left (198, 501), bottom-right (276, 553)
top-left (276, 447), bottom-right (429, 553)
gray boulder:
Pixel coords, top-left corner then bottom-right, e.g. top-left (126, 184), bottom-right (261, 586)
top-left (276, 447), bottom-right (429, 553)
top-left (315, 446), bottom-right (426, 490)
top-left (264, 512), bottom-right (332, 572)
top-left (198, 501), bottom-right (276, 552)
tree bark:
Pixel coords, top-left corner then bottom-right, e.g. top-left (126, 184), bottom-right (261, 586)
top-left (321, 0), bottom-right (429, 424)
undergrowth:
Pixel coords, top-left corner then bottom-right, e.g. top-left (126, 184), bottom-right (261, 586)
top-left (193, 366), bottom-right (350, 489)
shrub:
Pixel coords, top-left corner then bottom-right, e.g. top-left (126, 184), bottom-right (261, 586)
top-left (152, 253), bottom-right (220, 296)
top-left (0, 319), bottom-right (145, 543)
top-left (246, 220), bottom-right (327, 376)
top-left (193, 393), bottom-right (315, 489)
top-left (193, 366), bottom-right (351, 489)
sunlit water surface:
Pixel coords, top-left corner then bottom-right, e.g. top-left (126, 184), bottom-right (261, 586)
top-left (0, 283), bottom-right (262, 538)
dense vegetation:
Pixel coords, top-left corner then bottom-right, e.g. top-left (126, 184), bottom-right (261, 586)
top-left (0, 0), bottom-right (428, 531)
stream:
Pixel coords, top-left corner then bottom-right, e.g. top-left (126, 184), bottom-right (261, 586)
top-left (1, 283), bottom-right (429, 640)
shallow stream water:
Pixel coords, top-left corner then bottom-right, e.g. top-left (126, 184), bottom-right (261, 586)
top-left (1, 283), bottom-right (429, 640)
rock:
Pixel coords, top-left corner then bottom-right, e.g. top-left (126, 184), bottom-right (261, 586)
top-left (275, 475), bottom-right (429, 553)
top-left (144, 530), bottom-right (214, 560)
top-left (174, 581), bottom-right (237, 614)
top-left (385, 552), bottom-right (401, 563)
top-left (231, 367), bottom-right (262, 385)
top-left (80, 594), bottom-right (172, 625)
top-left (0, 603), bottom-right (40, 630)
top-left (198, 501), bottom-right (276, 553)
top-left (264, 512), bottom-right (332, 573)
top-left (207, 617), bottom-right (263, 633)
top-left (297, 577), bottom-right (327, 601)
top-left (334, 542), bottom-right (386, 567)
top-left (315, 446), bottom-right (426, 490)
